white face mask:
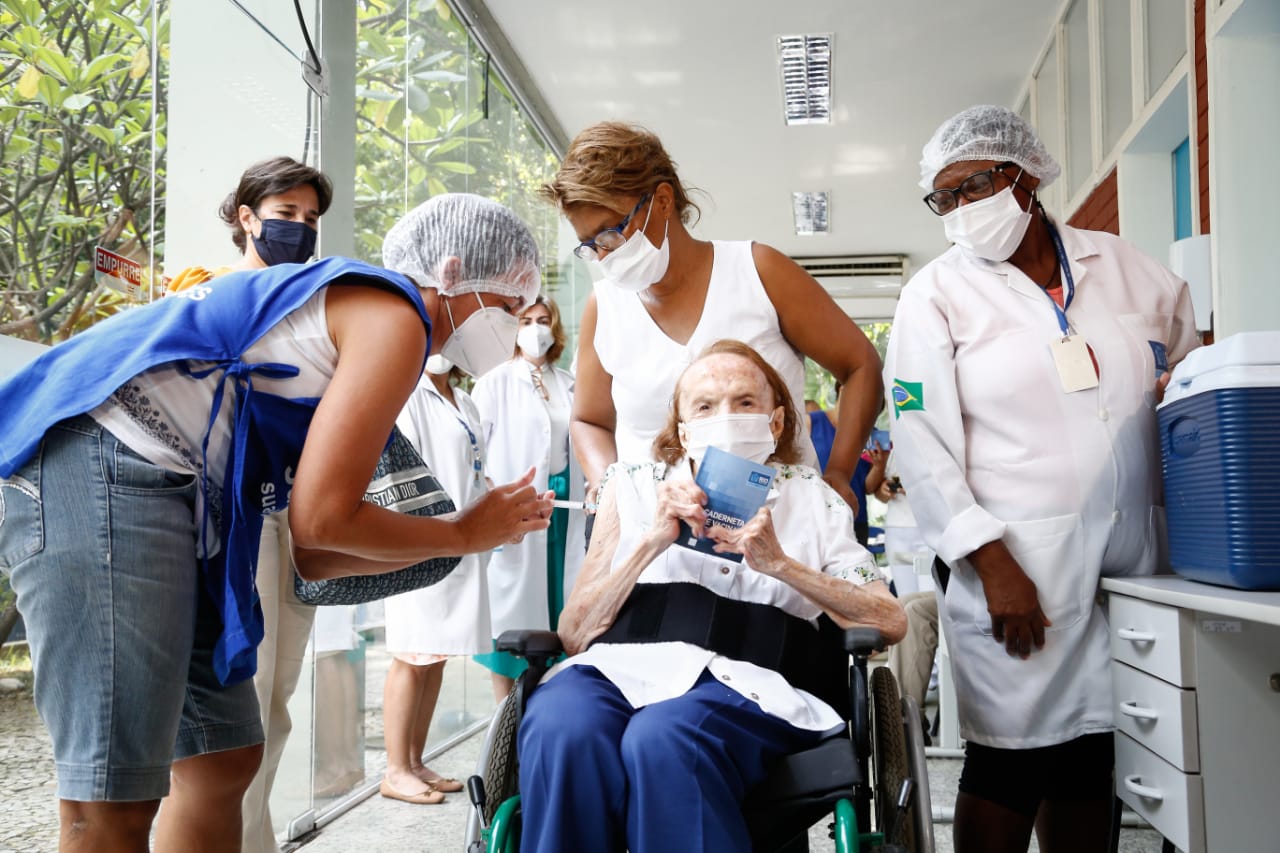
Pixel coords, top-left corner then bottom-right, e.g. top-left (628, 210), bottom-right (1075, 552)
top-left (516, 323), bottom-right (553, 359)
top-left (678, 412), bottom-right (779, 466)
top-left (440, 294), bottom-right (519, 378)
top-left (596, 198), bottom-right (670, 292)
top-left (424, 353), bottom-right (454, 375)
top-left (942, 184), bottom-right (1033, 262)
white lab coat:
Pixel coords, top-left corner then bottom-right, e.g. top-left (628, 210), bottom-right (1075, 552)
top-left (472, 357), bottom-right (587, 634)
top-left (384, 378), bottom-right (492, 655)
top-left (884, 222), bottom-right (1199, 748)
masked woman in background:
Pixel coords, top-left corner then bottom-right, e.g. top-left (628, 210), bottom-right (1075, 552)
top-left (166, 155), bottom-right (337, 853)
top-left (472, 296), bottom-right (586, 699)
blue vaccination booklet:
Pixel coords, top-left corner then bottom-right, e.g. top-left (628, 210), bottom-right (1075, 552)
top-left (676, 446), bottom-right (776, 564)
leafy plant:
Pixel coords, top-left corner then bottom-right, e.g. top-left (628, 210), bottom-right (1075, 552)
top-left (0, 0), bottom-right (168, 344)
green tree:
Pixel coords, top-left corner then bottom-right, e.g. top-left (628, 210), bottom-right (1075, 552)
top-left (352, 1), bottom-right (559, 276)
top-left (0, 0), bottom-right (168, 344)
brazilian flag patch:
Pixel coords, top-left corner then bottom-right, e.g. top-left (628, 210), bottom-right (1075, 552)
top-left (891, 379), bottom-right (924, 419)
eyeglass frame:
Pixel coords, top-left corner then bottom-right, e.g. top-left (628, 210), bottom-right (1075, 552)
top-left (572, 193), bottom-right (652, 261)
top-left (921, 161), bottom-right (1020, 217)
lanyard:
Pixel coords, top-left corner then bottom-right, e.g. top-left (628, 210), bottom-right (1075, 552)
top-left (1043, 221), bottom-right (1075, 337)
top-left (456, 415), bottom-right (482, 484)
top-left (431, 388), bottom-right (483, 484)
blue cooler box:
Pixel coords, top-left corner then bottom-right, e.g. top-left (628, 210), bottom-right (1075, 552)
top-left (1158, 332), bottom-right (1280, 590)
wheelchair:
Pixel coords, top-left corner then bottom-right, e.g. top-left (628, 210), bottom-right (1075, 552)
top-left (463, 625), bottom-right (934, 853)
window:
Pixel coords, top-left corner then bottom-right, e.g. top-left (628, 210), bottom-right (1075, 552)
top-left (1065, 0), bottom-right (1094, 196)
top-left (1146, 0), bottom-right (1188, 98)
top-left (1173, 137), bottom-right (1192, 240)
top-left (1102, 0), bottom-right (1134, 155)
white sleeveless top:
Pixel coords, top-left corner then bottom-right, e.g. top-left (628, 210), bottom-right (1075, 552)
top-left (593, 240), bottom-right (817, 466)
top-left (89, 287), bottom-right (337, 552)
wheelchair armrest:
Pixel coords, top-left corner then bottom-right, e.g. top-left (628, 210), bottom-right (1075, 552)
top-left (496, 629), bottom-right (563, 660)
top-left (843, 627), bottom-right (885, 658)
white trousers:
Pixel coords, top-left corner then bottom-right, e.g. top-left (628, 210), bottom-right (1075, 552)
top-left (241, 512), bottom-right (316, 853)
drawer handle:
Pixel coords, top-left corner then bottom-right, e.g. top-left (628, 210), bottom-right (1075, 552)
top-left (1117, 627), bottom-right (1156, 644)
top-left (1120, 701), bottom-right (1160, 721)
top-left (1123, 774), bottom-right (1164, 802)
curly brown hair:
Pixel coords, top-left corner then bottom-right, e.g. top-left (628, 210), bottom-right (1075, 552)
top-left (538, 122), bottom-right (702, 225)
top-left (651, 340), bottom-right (802, 466)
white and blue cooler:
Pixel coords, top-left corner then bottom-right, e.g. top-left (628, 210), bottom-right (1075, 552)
top-left (1158, 332), bottom-right (1280, 590)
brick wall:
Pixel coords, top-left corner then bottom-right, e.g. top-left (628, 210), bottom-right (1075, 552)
top-left (1194, 0), bottom-right (1211, 234)
top-left (1065, 167), bottom-right (1119, 235)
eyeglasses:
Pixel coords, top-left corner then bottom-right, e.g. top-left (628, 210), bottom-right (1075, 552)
top-left (922, 162), bottom-right (1017, 216)
top-left (573, 194), bottom-right (651, 261)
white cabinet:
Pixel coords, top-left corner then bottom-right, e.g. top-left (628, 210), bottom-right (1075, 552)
top-left (1103, 577), bottom-right (1280, 853)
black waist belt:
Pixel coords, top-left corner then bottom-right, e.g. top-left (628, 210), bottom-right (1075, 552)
top-left (591, 582), bottom-right (850, 718)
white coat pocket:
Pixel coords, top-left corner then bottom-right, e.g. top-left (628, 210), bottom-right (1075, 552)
top-left (976, 513), bottom-right (1086, 635)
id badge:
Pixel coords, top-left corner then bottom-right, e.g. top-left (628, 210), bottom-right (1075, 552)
top-left (1049, 335), bottom-right (1099, 393)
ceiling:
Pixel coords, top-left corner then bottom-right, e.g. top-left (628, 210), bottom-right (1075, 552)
top-left (480, 0), bottom-right (1061, 279)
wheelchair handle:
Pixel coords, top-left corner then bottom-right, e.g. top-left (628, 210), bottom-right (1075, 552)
top-left (843, 627), bottom-right (885, 657)
top-left (467, 775), bottom-right (488, 829)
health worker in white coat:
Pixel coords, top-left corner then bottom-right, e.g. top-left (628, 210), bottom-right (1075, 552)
top-left (884, 105), bottom-right (1199, 853)
top-left (472, 295), bottom-right (586, 698)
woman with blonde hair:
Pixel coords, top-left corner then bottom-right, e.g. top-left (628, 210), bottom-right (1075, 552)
top-left (472, 295), bottom-right (587, 698)
top-left (540, 122), bottom-right (883, 517)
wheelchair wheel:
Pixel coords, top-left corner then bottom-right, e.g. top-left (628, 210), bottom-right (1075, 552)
top-left (871, 666), bottom-right (916, 852)
top-left (479, 691), bottom-right (522, 827)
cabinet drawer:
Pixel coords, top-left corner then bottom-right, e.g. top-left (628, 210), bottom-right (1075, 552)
top-left (1109, 595), bottom-right (1196, 687)
top-left (1111, 661), bottom-right (1199, 772)
top-left (1115, 733), bottom-right (1205, 853)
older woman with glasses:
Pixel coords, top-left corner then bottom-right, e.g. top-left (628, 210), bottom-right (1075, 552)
top-left (884, 104), bottom-right (1199, 853)
top-left (540, 121), bottom-right (883, 521)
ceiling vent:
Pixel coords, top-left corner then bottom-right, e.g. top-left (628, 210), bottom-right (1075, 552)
top-left (792, 191), bottom-right (830, 235)
top-left (777, 34), bottom-right (832, 125)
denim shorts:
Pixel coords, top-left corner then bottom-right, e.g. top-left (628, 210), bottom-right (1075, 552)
top-left (0, 415), bottom-right (263, 801)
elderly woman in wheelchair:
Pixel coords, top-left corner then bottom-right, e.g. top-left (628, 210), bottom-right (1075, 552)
top-left (502, 340), bottom-right (908, 853)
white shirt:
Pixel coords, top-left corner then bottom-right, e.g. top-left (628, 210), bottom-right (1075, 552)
top-left (384, 377), bottom-right (492, 655)
top-left (593, 241), bottom-right (817, 467)
top-left (884, 222), bottom-right (1199, 747)
top-left (547, 461), bottom-right (883, 732)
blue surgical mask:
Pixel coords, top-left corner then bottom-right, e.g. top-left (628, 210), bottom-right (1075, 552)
top-left (252, 217), bottom-right (317, 266)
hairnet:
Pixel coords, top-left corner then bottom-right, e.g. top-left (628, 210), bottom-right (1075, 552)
top-left (382, 193), bottom-right (541, 307)
top-left (919, 105), bottom-right (1061, 190)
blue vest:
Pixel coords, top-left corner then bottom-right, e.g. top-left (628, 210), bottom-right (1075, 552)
top-left (0, 257), bottom-right (431, 684)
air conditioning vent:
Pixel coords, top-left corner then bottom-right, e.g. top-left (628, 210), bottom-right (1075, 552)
top-left (793, 254), bottom-right (908, 319)
top-left (793, 254), bottom-right (906, 281)
top-left (777, 34), bottom-right (832, 126)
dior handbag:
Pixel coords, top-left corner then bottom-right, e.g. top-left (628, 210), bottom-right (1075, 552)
top-left (293, 426), bottom-right (462, 605)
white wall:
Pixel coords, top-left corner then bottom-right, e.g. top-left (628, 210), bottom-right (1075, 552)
top-left (0, 335), bottom-right (47, 380)
top-left (165, 1), bottom-right (315, 275)
top-left (1208, 0), bottom-right (1280, 336)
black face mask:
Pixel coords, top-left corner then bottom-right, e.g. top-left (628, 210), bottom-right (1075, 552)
top-left (252, 217), bottom-right (317, 266)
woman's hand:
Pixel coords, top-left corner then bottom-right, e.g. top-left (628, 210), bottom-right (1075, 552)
top-left (967, 540), bottom-right (1052, 659)
top-left (706, 507), bottom-right (788, 576)
top-left (646, 477), bottom-right (707, 549)
top-left (455, 467), bottom-right (554, 552)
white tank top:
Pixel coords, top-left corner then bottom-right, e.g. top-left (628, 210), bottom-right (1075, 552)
top-left (594, 240), bottom-right (817, 466)
top-left (89, 287), bottom-right (337, 549)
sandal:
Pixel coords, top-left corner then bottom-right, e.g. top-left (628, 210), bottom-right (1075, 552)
top-left (412, 767), bottom-right (464, 793)
top-left (379, 778), bottom-right (445, 805)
